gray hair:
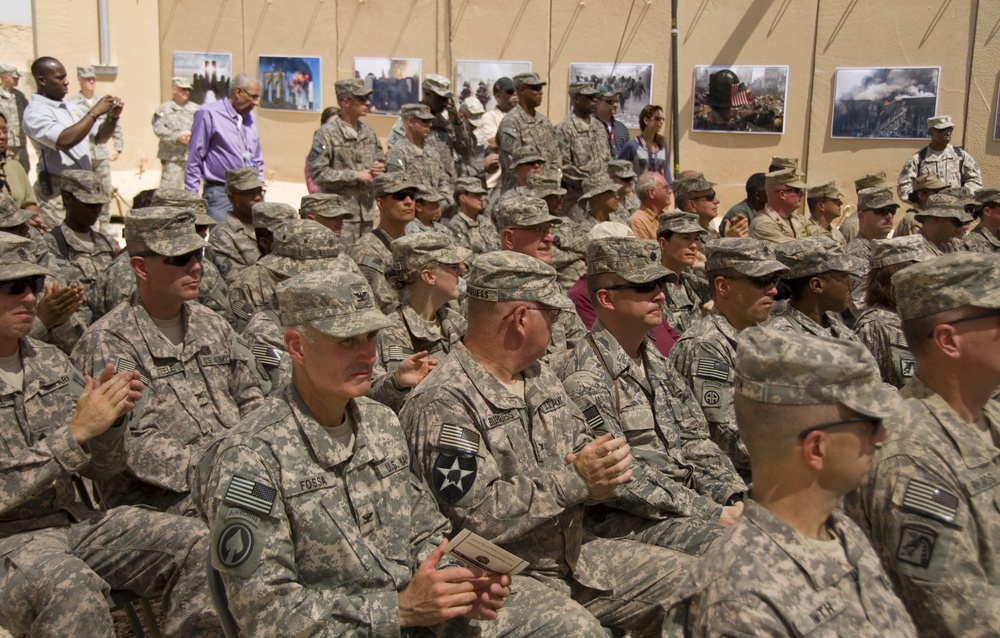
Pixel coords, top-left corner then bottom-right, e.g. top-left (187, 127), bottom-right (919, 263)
top-left (229, 72), bottom-right (257, 98)
top-left (635, 172), bottom-right (661, 202)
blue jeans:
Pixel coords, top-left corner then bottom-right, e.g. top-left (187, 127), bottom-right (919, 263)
top-left (203, 182), bottom-right (232, 223)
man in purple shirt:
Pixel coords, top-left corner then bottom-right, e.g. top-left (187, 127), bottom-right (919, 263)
top-left (185, 72), bottom-right (263, 222)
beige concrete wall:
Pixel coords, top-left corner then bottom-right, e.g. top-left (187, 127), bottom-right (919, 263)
top-left (27, 0), bottom-right (1000, 211)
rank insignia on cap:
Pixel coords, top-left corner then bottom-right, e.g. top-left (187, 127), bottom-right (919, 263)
top-left (217, 523), bottom-right (254, 568)
top-left (433, 453), bottom-right (477, 504)
top-left (350, 284), bottom-right (372, 309)
top-left (436, 423), bottom-right (480, 455)
top-left (224, 475), bottom-right (277, 517)
top-left (696, 359), bottom-right (730, 382)
top-left (902, 479), bottom-right (958, 524)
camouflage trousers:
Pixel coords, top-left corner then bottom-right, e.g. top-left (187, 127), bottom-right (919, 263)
top-left (160, 160), bottom-right (187, 190)
top-left (587, 509), bottom-right (727, 557)
top-left (0, 507), bottom-right (221, 637)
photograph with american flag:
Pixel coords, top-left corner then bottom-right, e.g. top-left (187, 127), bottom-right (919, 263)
top-left (692, 65), bottom-right (788, 134)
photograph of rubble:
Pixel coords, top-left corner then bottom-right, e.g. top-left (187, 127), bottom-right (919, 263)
top-left (692, 65), bottom-right (787, 134)
top-left (832, 67), bottom-right (940, 139)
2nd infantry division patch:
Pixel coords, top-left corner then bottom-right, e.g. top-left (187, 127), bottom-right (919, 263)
top-left (433, 454), bottom-right (477, 504)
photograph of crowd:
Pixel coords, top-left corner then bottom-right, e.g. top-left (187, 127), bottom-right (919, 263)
top-left (831, 67), bottom-right (940, 139)
top-left (455, 60), bottom-right (531, 112)
top-left (353, 57), bottom-right (422, 116)
top-left (692, 65), bottom-right (787, 134)
top-left (172, 51), bottom-right (232, 105)
top-left (258, 56), bottom-right (321, 113)
top-left (568, 63), bottom-right (653, 128)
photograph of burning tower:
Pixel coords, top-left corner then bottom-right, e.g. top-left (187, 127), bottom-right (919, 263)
top-left (832, 67), bottom-right (939, 139)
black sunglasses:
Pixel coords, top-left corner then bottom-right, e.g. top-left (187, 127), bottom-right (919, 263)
top-left (798, 416), bottom-right (883, 440)
top-left (725, 274), bottom-right (781, 289)
top-left (391, 190), bottom-right (418, 201)
top-left (0, 275), bottom-right (44, 296)
top-left (135, 248), bottom-right (203, 267)
top-left (603, 277), bottom-right (667, 294)
top-left (692, 190), bottom-right (717, 201)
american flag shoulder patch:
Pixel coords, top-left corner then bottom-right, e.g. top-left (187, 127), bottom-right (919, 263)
top-left (695, 358), bottom-right (730, 382)
top-left (232, 299), bottom-right (253, 321)
top-left (114, 357), bottom-right (150, 386)
top-left (583, 405), bottom-right (603, 430)
top-left (386, 345), bottom-right (413, 362)
top-left (436, 423), bottom-right (480, 455)
top-left (251, 344), bottom-right (281, 368)
top-left (224, 475), bottom-right (277, 517)
top-left (902, 479), bottom-right (959, 524)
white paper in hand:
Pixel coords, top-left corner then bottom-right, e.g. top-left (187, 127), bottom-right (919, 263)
top-left (445, 529), bottom-right (529, 575)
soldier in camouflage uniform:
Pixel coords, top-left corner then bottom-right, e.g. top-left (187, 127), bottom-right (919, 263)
top-left (668, 327), bottom-right (915, 637)
top-left (673, 172), bottom-right (722, 242)
top-left (306, 79), bottom-right (386, 248)
top-left (656, 212), bottom-right (712, 335)
top-left (668, 238), bottom-right (788, 481)
top-left (0, 235), bottom-right (221, 637)
top-left (0, 63), bottom-right (29, 172)
top-left (386, 103), bottom-right (452, 204)
top-left (768, 236), bottom-right (865, 342)
top-left (914, 192), bottom-right (971, 257)
top-left (208, 167), bottom-right (264, 283)
top-left (838, 171), bottom-right (893, 243)
top-left (848, 252), bottom-right (1000, 635)
top-left (557, 237), bottom-right (746, 556)
top-left (845, 187), bottom-right (898, 264)
top-left (203, 269), bottom-right (585, 637)
top-left (749, 169), bottom-right (808, 244)
top-left (405, 189), bottom-right (452, 236)
top-left (962, 187), bottom-right (1000, 253)
top-left (897, 114), bottom-right (981, 202)
top-left (551, 173), bottom-right (627, 290)
top-left (299, 191), bottom-right (355, 244)
top-left (803, 180), bottom-right (847, 245)
top-left (609, 159), bottom-right (639, 219)
top-left (497, 73), bottom-right (561, 192)
top-left (72, 207), bottom-right (265, 513)
top-left (250, 200), bottom-right (296, 258)
top-left (90, 189), bottom-right (234, 326)
top-left (152, 77), bottom-right (199, 189)
top-left (853, 236), bottom-right (932, 389)
top-left (555, 83), bottom-right (610, 222)
top-left (448, 176), bottom-right (500, 257)
top-left (401, 251), bottom-right (697, 637)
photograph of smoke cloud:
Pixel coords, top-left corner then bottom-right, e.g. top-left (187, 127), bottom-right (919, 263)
top-left (832, 67), bottom-right (940, 139)
top-left (258, 56), bottom-right (321, 112)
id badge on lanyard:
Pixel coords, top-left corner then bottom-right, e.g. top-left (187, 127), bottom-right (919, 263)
top-left (243, 151), bottom-right (254, 168)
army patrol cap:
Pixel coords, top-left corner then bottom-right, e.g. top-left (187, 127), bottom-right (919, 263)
top-left (251, 202), bottom-right (296, 230)
top-left (704, 238), bottom-right (788, 277)
top-left (735, 326), bottom-right (900, 419)
top-left (777, 236), bottom-right (864, 279)
top-left (0, 64), bottom-right (20, 78)
top-left (854, 171), bottom-right (890, 191)
top-left (77, 66), bottom-right (96, 78)
top-left (940, 186), bottom-right (976, 207)
top-left (857, 187), bottom-right (898, 212)
top-left (928, 115), bottom-right (954, 130)
top-left (513, 72), bottom-right (546, 88)
top-left (510, 147), bottom-right (546, 168)
top-left (607, 160), bottom-right (637, 180)
top-left (454, 177), bottom-right (487, 196)
top-left (769, 156), bottom-right (799, 171)
top-left (579, 173), bottom-right (618, 200)
top-left (300, 193), bottom-right (354, 219)
top-left (401, 103), bottom-right (435, 121)
top-left (225, 167), bottom-right (264, 192)
top-left (125, 207), bottom-right (207, 256)
top-left (973, 187), bottom-right (1000, 207)
top-left (0, 194), bottom-right (33, 228)
top-left (672, 172), bottom-right (716, 202)
top-left (807, 181), bottom-right (845, 201)
top-left (423, 74), bottom-right (453, 98)
top-left (0, 234), bottom-right (53, 281)
top-left (526, 175), bottom-right (566, 198)
top-left (765, 168), bottom-right (807, 189)
top-left (587, 237), bottom-right (670, 284)
top-left (258, 219), bottom-right (345, 278)
top-left (335, 78), bottom-right (372, 98)
top-left (911, 173), bottom-right (948, 191)
top-left (150, 188), bottom-right (211, 226)
top-left (460, 97), bottom-right (485, 126)
top-left (569, 82), bottom-right (600, 97)
top-left (171, 76), bottom-right (193, 90)
top-left (466, 250), bottom-right (572, 309)
top-left (870, 235), bottom-right (935, 270)
top-left (374, 172), bottom-right (422, 198)
top-left (392, 232), bottom-right (472, 274)
top-left (59, 169), bottom-right (111, 204)
top-left (657, 211), bottom-right (704, 237)
top-left (417, 189), bottom-right (448, 204)
top-left (893, 252), bottom-right (1000, 321)
top-left (495, 195), bottom-right (562, 230)
top-left (596, 84), bottom-right (621, 97)
top-left (278, 270), bottom-right (392, 337)
top-left (913, 193), bottom-right (972, 223)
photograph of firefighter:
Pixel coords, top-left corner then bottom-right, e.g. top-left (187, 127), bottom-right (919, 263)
top-left (692, 65), bottom-right (787, 134)
top-left (831, 67), bottom-right (940, 139)
top-left (258, 56), bottom-right (321, 112)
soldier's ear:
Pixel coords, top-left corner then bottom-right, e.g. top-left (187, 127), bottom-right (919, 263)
top-left (500, 228), bottom-right (515, 250)
top-left (284, 329), bottom-right (307, 365)
top-left (129, 255), bottom-right (149, 281)
top-left (595, 288), bottom-right (615, 311)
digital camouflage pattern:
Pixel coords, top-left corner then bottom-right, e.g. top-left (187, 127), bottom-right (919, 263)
top-left (208, 212), bottom-right (260, 284)
top-left (662, 272), bottom-right (712, 336)
top-left (250, 201), bottom-right (295, 229)
top-left (892, 252), bottom-right (1000, 320)
top-left (586, 236), bottom-right (667, 281)
top-left (126, 206), bottom-right (207, 256)
top-left (241, 304), bottom-right (288, 395)
top-left (385, 138), bottom-right (452, 203)
top-left (497, 104), bottom-right (562, 192)
top-left (493, 194), bottom-right (562, 232)
top-left (854, 307), bottom-right (915, 389)
top-left (802, 213), bottom-right (847, 245)
top-left (776, 236), bottom-right (863, 280)
top-left (557, 322), bottom-right (745, 556)
top-left (299, 192), bottom-right (355, 219)
top-left (703, 237), bottom-right (787, 276)
top-left (962, 224), bottom-right (1000, 254)
top-left (42, 223), bottom-right (117, 291)
top-left (152, 96), bottom-right (199, 188)
top-left (446, 209), bottom-right (501, 257)
top-left (555, 108), bottom-right (611, 221)
top-left (348, 228), bottom-right (401, 314)
top-left (767, 303), bottom-right (862, 344)
top-left (666, 500), bottom-right (916, 637)
top-left (897, 141), bottom-right (982, 200)
top-left (466, 250), bottom-right (572, 309)
top-left (277, 269), bottom-right (391, 338)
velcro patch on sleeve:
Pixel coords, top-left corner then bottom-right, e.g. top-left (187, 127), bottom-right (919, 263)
top-left (435, 423), bottom-right (480, 455)
top-left (901, 479), bottom-right (958, 524)
top-left (583, 404), bottom-right (604, 430)
top-left (695, 358), bottom-right (730, 382)
top-left (115, 357), bottom-right (150, 386)
top-left (224, 475), bottom-right (277, 518)
top-left (251, 344), bottom-right (282, 369)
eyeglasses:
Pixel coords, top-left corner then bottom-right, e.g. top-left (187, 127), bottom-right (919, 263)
top-left (0, 275), bottom-right (44, 296)
top-left (948, 218), bottom-right (966, 228)
top-left (776, 188), bottom-right (803, 196)
top-left (134, 248), bottom-right (203, 267)
top-left (511, 224), bottom-right (552, 238)
top-left (692, 190), bottom-right (717, 201)
top-left (798, 416), bottom-right (883, 440)
top-left (238, 88), bottom-right (261, 103)
top-left (927, 308), bottom-right (1000, 338)
top-left (602, 277), bottom-right (668, 294)
top-left (724, 274), bottom-right (781, 289)
top-left (391, 190), bottom-right (418, 201)
top-left (524, 306), bottom-right (561, 321)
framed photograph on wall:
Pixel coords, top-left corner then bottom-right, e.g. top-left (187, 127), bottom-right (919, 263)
top-left (831, 67), bottom-right (940, 139)
top-left (568, 63), bottom-right (653, 129)
top-left (258, 56), bottom-right (321, 112)
top-left (454, 60), bottom-right (531, 112)
top-left (353, 57), bottom-right (422, 116)
top-left (173, 51), bottom-right (232, 105)
top-left (692, 65), bottom-right (787, 134)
